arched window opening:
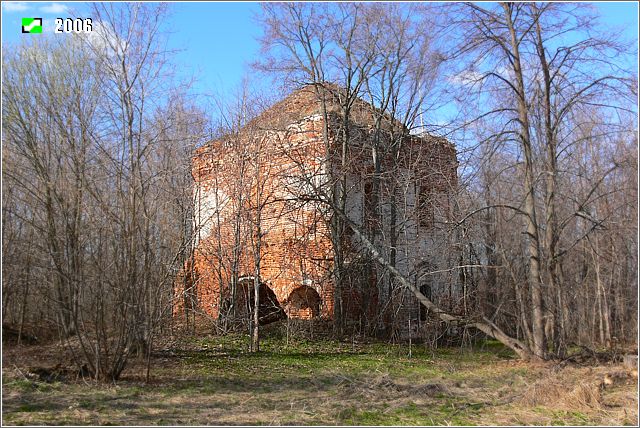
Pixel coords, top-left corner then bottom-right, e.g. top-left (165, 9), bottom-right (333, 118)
top-left (285, 286), bottom-right (322, 319)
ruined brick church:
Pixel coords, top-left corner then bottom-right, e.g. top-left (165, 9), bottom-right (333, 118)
top-left (179, 84), bottom-right (459, 336)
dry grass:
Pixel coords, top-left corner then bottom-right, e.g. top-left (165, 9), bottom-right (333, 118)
top-left (519, 375), bottom-right (603, 411)
top-left (2, 334), bottom-right (638, 426)
top-left (479, 364), bottom-right (638, 426)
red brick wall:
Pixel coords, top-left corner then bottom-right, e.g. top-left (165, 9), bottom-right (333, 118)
top-left (175, 86), bottom-right (459, 329)
top-left (185, 114), bottom-right (336, 321)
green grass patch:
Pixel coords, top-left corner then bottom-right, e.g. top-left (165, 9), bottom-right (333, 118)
top-left (334, 402), bottom-right (479, 426)
top-left (530, 407), bottom-right (592, 426)
top-left (15, 403), bottom-right (43, 413)
top-left (2, 331), bottom-right (635, 426)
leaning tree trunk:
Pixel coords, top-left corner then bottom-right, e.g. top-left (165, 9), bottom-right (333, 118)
top-left (334, 204), bottom-right (535, 360)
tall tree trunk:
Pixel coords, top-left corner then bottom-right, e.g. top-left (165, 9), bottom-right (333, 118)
top-left (532, 3), bottom-right (565, 357)
top-left (590, 235), bottom-right (611, 347)
top-left (503, 3), bottom-right (546, 359)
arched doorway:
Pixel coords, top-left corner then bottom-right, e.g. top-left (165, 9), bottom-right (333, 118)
top-left (285, 286), bottom-right (322, 319)
top-left (231, 277), bottom-right (287, 325)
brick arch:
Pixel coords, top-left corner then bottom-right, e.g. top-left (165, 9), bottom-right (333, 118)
top-left (232, 277), bottom-right (287, 325)
top-left (284, 285), bottom-right (322, 319)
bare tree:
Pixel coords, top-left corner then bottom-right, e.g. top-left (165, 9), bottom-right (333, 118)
top-left (2, 3), bottom-right (206, 380)
top-left (253, 3), bottom-right (529, 357)
top-left (257, 3), bottom-right (377, 334)
top-left (254, 1), bottom-right (637, 359)
top-left (448, 2), bottom-right (637, 357)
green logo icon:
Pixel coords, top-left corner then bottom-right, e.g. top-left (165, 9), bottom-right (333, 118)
top-left (22, 18), bottom-right (43, 34)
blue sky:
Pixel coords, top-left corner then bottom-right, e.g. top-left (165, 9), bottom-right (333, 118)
top-left (2, 1), bottom-right (638, 104)
top-left (1, 1), bottom-right (264, 99)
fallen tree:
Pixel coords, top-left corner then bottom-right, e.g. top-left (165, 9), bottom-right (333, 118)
top-left (337, 205), bottom-right (535, 360)
top-left (279, 123), bottom-right (537, 360)
top-left (283, 159), bottom-right (536, 359)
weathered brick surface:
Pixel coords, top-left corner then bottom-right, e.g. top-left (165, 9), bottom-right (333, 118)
top-left (177, 85), bottom-right (459, 327)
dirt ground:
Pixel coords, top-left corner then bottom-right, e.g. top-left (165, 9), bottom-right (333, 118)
top-left (2, 331), bottom-right (638, 426)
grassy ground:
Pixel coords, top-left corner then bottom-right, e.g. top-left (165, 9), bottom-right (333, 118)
top-left (2, 330), bottom-right (638, 426)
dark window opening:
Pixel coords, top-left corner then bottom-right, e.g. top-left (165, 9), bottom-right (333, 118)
top-left (419, 281), bottom-right (432, 321)
top-left (417, 185), bottom-right (435, 229)
top-left (363, 180), bottom-right (375, 228)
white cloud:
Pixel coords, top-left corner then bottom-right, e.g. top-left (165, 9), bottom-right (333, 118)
top-left (82, 20), bottom-right (126, 59)
top-left (40, 3), bottom-right (69, 14)
top-left (448, 70), bottom-right (485, 86)
top-left (2, 2), bottom-right (30, 12)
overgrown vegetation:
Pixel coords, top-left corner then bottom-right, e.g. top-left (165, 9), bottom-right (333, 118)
top-left (3, 331), bottom-right (637, 426)
top-left (1, 6), bottom-right (637, 428)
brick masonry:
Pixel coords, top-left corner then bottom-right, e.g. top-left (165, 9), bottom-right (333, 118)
top-left (176, 85), bottom-right (459, 329)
